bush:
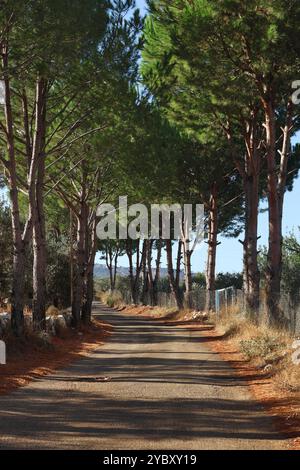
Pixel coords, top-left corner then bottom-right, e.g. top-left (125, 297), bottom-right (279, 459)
top-left (104, 290), bottom-right (123, 308)
top-left (240, 334), bottom-right (285, 360)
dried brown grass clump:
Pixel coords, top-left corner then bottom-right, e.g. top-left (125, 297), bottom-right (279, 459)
top-left (214, 306), bottom-right (299, 395)
top-left (99, 290), bottom-right (124, 308)
top-left (46, 305), bottom-right (60, 317)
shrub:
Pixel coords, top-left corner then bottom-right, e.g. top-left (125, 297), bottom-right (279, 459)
top-left (240, 334), bottom-right (285, 360)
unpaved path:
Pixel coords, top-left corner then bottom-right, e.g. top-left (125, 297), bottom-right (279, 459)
top-left (0, 302), bottom-right (287, 449)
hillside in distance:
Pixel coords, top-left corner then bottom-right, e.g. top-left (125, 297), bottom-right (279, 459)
top-left (94, 264), bottom-right (184, 279)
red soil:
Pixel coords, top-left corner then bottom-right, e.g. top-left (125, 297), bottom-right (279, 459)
top-left (0, 319), bottom-right (112, 395)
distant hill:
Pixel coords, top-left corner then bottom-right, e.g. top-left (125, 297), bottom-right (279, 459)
top-left (93, 263), bottom-right (183, 279)
top-left (94, 264), bottom-right (131, 278)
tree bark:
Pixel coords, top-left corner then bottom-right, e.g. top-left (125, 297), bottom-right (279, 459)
top-left (205, 182), bottom-right (219, 312)
top-left (31, 78), bottom-right (47, 330)
top-left (126, 239), bottom-right (146, 304)
top-left (72, 202), bottom-right (88, 327)
top-left (241, 112), bottom-right (261, 319)
top-left (175, 240), bottom-right (182, 291)
top-left (243, 173), bottom-right (260, 319)
top-left (226, 109), bottom-right (261, 320)
top-left (166, 239), bottom-right (183, 310)
top-left (81, 216), bottom-right (97, 324)
top-left (152, 239), bottom-right (162, 305)
top-left (263, 100), bottom-right (283, 324)
top-left (1, 44), bottom-right (31, 335)
top-left (183, 245), bottom-right (193, 309)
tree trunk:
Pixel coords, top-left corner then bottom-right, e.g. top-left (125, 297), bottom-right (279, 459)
top-left (106, 247), bottom-right (115, 292)
top-left (264, 101), bottom-right (283, 325)
top-left (225, 109), bottom-right (261, 320)
top-left (205, 183), bottom-right (219, 312)
top-left (152, 239), bottom-right (162, 306)
top-left (72, 202), bottom-right (87, 327)
top-left (81, 217), bottom-right (97, 325)
top-left (183, 245), bottom-right (193, 309)
top-left (166, 239), bottom-right (183, 310)
top-left (32, 79), bottom-right (47, 329)
top-left (10, 242), bottom-right (26, 336)
top-left (146, 240), bottom-right (155, 305)
top-left (175, 240), bottom-right (182, 290)
top-left (243, 173), bottom-right (260, 319)
top-left (2, 46), bottom-right (29, 335)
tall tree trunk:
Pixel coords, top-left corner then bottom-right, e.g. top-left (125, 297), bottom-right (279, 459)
top-left (205, 182), bottom-right (219, 312)
top-left (32, 78), bottom-right (47, 330)
top-left (183, 245), bottom-right (193, 309)
top-left (72, 202), bottom-right (87, 326)
top-left (106, 247), bottom-right (114, 292)
top-left (2, 45), bottom-right (29, 335)
top-left (146, 240), bottom-right (155, 305)
top-left (140, 240), bottom-right (148, 304)
top-left (166, 239), bottom-right (183, 310)
top-left (126, 240), bottom-right (142, 304)
top-left (226, 108), bottom-right (261, 319)
top-left (175, 240), bottom-right (182, 290)
top-left (263, 100), bottom-right (283, 325)
top-left (264, 99), bottom-right (293, 326)
top-left (82, 217), bottom-right (97, 324)
top-left (152, 239), bottom-right (162, 306)
top-left (69, 208), bottom-right (74, 306)
top-left (243, 172), bottom-right (260, 319)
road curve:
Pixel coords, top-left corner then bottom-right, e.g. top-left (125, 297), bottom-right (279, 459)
top-left (0, 302), bottom-right (287, 450)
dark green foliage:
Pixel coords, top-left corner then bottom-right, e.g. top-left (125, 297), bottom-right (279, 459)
top-left (215, 272), bottom-right (243, 290)
top-left (259, 230), bottom-right (300, 299)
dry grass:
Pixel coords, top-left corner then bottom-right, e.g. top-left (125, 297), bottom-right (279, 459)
top-left (213, 307), bottom-right (299, 395)
top-left (98, 290), bottom-right (125, 308)
top-left (46, 305), bottom-right (60, 317)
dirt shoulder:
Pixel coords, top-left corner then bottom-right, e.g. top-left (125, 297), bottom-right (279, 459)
top-left (0, 319), bottom-right (112, 396)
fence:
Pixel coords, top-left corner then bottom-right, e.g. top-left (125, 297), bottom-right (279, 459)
top-left (153, 287), bottom-right (300, 334)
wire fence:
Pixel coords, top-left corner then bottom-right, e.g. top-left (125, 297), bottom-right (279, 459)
top-left (146, 287), bottom-right (300, 334)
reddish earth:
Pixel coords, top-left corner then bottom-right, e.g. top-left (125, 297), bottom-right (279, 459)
top-left (0, 319), bottom-right (112, 396)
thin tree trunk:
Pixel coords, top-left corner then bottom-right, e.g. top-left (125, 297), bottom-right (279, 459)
top-left (243, 172), bottom-right (260, 319)
top-left (225, 108), bottom-right (261, 319)
top-left (106, 247), bottom-right (114, 292)
top-left (32, 78), bottom-right (47, 330)
top-left (2, 45), bottom-right (28, 335)
top-left (81, 217), bottom-right (97, 324)
top-left (166, 239), bottom-right (183, 310)
top-left (175, 240), bottom-right (182, 290)
top-left (70, 208), bottom-right (74, 306)
top-left (72, 202), bottom-right (87, 327)
top-left (146, 240), bottom-right (155, 305)
top-left (205, 182), bottom-right (219, 312)
top-left (152, 239), bottom-right (162, 305)
top-left (183, 245), bottom-right (193, 309)
top-left (264, 100), bottom-right (283, 325)
top-left (126, 240), bottom-right (135, 303)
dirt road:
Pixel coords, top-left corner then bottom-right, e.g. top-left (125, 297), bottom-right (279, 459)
top-left (0, 302), bottom-right (287, 449)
